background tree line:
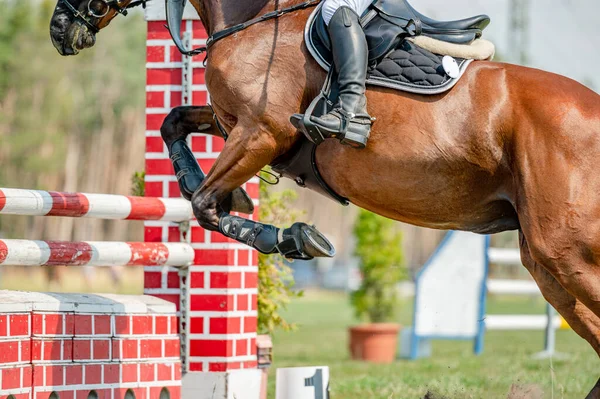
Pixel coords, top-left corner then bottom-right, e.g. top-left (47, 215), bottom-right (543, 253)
top-left (0, 0), bottom-right (148, 242)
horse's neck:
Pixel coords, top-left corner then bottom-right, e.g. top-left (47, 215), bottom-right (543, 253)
top-left (194, 0), bottom-right (303, 34)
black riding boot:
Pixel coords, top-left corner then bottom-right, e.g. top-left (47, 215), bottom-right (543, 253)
top-left (310, 7), bottom-right (372, 149)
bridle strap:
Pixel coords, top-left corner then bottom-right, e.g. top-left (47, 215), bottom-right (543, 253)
top-left (59, 0), bottom-right (147, 34)
top-left (59, 0), bottom-right (100, 33)
top-left (166, 0), bottom-right (321, 57)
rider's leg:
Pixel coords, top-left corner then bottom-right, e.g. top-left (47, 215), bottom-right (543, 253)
top-left (309, 2), bottom-right (373, 149)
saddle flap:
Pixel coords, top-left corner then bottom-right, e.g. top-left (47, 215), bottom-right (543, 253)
top-left (315, 10), bottom-right (331, 50)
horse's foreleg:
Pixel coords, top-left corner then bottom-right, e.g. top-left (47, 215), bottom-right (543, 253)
top-left (160, 106), bottom-right (253, 214)
top-left (161, 106), bottom-right (223, 145)
top-left (520, 233), bottom-right (600, 355)
top-left (191, 124), bottom-right (335, 260)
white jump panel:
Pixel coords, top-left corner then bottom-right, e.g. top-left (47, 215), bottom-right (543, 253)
top-left (408, 230), bottom-right (568, 360)
top-left (410, 231), bottom-right (488, 359)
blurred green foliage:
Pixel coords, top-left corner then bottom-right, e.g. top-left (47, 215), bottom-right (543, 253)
top-left (257, 177), bottom-right (304, 335)
top-left (0, 0), bottom-right (147, 241)
top-left (351, 209), bottom-right (406, 323)
top-left (131, 171), bottom-right (145, 197)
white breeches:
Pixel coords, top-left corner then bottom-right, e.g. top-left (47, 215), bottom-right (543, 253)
top-left (321, 0), bottom-right (374, 25)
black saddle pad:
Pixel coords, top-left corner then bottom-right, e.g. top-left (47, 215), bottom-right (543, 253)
top-left (367, 40), bottom-right (470, 94)
top-left (306, 5), bottom-right (473, 95)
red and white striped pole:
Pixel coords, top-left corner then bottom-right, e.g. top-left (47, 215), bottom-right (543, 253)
top-left (0, 188), bottom-right (192, 222)
top-left (0, 239), bottom-right (194, 267)
top-left (144, 3), bottom-right (261, 398)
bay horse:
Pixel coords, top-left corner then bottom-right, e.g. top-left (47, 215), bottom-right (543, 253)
top-left (50, 0), bottom-right (600, 394)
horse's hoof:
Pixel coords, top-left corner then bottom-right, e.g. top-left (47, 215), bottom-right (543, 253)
top-left (299, 223), bottom-right (336, 258)
top-left (278, 222), bottom-right (335, 260)
top-left (230, 187), bottom-right (255, 214)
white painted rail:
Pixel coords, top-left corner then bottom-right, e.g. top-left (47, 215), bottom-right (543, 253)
top-left (0, 188), bottom-right (192, 222)
top-left (485, 315), bottom-right (564, 330)
top-left (488, 247), bottom-right (522, 265)
top-left (0, 239), bottom-right (194, 267)
top-left (487, 279), bottom-right (541, 295)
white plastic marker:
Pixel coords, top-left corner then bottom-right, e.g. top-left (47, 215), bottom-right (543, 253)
top-left (442, 55), bottom-right (460, 79)
top-left (276, 366), bottom-right (330, 399)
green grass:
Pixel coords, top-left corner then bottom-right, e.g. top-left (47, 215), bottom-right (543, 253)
top-left (268, 291), bottom-right (599, 399)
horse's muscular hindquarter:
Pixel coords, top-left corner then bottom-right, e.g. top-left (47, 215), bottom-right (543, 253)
top-left (511, 67), bottom-right (600, 321)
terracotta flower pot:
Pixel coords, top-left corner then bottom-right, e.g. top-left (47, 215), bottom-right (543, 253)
top-left (349, 323), bottom-right (401, 363)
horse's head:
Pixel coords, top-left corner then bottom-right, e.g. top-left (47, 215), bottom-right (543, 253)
top-left (50, 0), bottom-right (142, 56)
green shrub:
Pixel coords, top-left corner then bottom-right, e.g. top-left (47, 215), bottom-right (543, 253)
top-left (257, 178), bottom-right (303, 335)
top-left (351, 209), bottom-right (406, 323)
top-left (131, 171), bottom-right (145, 197)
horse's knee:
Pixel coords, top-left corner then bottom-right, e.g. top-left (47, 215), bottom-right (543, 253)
top-left (527, 233), bottom-right (580, 275)
top-left (160, 107), bottom-right (187, 146)
top-left (526, 233), bottom-right (564, 267)
top-left (191, 189), bottom-right (220, 231)
top-left (528, 231), bottom-right (600, 298)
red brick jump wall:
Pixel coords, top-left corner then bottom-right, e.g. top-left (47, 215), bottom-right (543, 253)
top-left (0, 293), bottom-right (181, 399)
top-left (143, 20), bottom-right (260, 374)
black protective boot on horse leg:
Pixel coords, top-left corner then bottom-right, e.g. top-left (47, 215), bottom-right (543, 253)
top-left (218, 213), bottom-right (335, 260)
top-left (168, 139), bottom-right (254, 214)
top-left (295, 7), bottom-right (373, 149)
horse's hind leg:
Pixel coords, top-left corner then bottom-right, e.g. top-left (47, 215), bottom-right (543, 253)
top-left (520, 233), bottom-right (600, 355)
top-left (190, 122), bottom-right (335, 260)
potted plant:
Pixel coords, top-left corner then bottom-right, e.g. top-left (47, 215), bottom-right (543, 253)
top-left (256, 178), bottom-right (303, 399)
top-left (349, 209), bottom-right (406, 363)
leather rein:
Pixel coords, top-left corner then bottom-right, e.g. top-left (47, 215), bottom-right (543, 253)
top-left (59, 0), bottom-right (148, 34)
top-left (166, 0), bottom-right (321, 56)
